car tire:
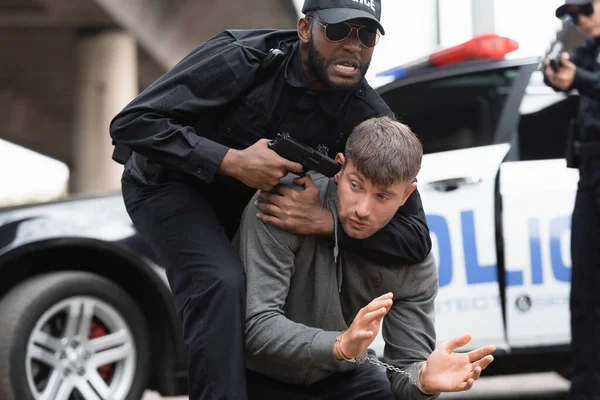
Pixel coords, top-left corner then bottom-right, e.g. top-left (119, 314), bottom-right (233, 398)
top-left (0, 271), bottom-right (150, 400)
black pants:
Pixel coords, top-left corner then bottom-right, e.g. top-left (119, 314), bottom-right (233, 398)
top-left (569, 157), bottom-right (600, 399)
top-left (246, 362), bottom-right (395, 400)
top-left (122, 172), bottom-right (247, 400)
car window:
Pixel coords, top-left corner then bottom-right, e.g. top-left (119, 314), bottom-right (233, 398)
top-left (380, 67), bottom-right (520, 154)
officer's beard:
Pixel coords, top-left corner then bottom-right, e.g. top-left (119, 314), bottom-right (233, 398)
top-left (307, 38), bottom-right (369, 92)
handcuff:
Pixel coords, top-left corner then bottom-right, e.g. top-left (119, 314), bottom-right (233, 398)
top-left (334, 332), bottom-right (368, 364)
top-left (335, 333), bottom-right (435, 395)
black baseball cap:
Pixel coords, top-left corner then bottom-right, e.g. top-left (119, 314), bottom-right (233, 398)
top-left (302, 0), bottom-right (385, 34)
top-left (556, 0), bottom-right (592, 18)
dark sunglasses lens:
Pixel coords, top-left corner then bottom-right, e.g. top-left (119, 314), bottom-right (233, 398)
top-left (358, 28), bottom-right (379, 47)
top-left (581, 2), bottom-right (594, 15)
top-left (325, 23), bottom-right (352, 41)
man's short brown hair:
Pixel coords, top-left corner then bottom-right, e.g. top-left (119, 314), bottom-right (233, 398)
top-left (344, 116), bottom-right (423, 188)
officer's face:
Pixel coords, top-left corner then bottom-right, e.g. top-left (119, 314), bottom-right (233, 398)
top-left (571, 0), bottom-right (600, 37)
top-left (300, 15), bottom-right (376, 90)
top-left (334, 157), bottom-right (416, 240)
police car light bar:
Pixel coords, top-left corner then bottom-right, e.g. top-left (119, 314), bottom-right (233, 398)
top-left (377, 34), bottom-right (519, 80)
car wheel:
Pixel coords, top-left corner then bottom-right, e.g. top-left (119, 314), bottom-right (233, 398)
top-left (0, 271), bottom-right (150, 400)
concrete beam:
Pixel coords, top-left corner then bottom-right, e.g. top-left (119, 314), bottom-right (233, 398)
top-left (93, 0), bottom-right (298, 69)
top-left (0, 0), bottom-right (115, 27)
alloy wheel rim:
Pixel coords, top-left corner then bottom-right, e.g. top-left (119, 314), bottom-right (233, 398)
top-left (25, 296), bottom-right (137, 400)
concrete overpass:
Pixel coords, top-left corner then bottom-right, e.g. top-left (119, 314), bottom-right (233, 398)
top-left (0, 0), bottom-right (297, 194)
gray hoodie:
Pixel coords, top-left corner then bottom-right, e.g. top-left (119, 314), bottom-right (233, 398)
top-left (233, 172), bottom-right (439, 400)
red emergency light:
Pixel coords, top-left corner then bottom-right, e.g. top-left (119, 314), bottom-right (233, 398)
top-left (377, 34), bottom-right (519, 80)
top-left (430, 33), bottom-right (519, 67)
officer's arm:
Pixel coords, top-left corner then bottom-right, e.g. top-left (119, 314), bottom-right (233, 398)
top-left (570, 45), bottom-right (600, 101)
top-left (543, 42), bottom-right (600, 101)
top-left (337, 188), bottom-right (431, 265)
top-left (570, 68), bottom-right (600, 101)
top-left (569, 41), bottom-right (589, 68)
top-left (237, 193), bottom-right (355, 384)
top-left (383, 255), bottom-right (439, 400)
top-left (109, 32), bottom-right (261, 183)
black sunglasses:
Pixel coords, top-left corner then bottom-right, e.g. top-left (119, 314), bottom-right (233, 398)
top-left (307, 16), bottom-right (380, 48)
top-left (566, 2), bottom-right (594, 24)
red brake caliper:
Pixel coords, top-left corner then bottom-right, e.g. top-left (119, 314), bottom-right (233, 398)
top-left (89, 320), bottom-right (116, 382)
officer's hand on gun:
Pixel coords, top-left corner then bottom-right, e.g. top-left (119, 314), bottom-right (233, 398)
top-left (545, 52), bottom-right (577, 90)
top-left (220, 138), bottom-right (336, 236)
top-left (219, 139), bottom-right (303, 191)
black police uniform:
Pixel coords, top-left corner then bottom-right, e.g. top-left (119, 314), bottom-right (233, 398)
top-left (110, 29), bottom-right (432, 399)
top-left (546, 36), bottom-right (600, 398)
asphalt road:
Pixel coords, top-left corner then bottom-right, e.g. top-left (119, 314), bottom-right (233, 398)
top-left (142, 372), bottom-right (570, 400)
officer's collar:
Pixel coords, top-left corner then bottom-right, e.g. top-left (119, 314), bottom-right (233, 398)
top-left (284, 42), bottom-right (308, 88)
top-left (284, 43), bottom-right (355, 117)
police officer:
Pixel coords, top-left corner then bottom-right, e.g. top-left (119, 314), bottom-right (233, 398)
top-left (110, 1), bottom-right (432, 398)
top-left (545, 0), bottom-right (600, 398)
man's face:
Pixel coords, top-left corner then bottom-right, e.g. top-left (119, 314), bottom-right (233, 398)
top-left (307, 16), bottom-right (376, 90)
top-left (570, 0), bottom-right (600, 37)
top-left (334, 156), bottom-right (416, 240)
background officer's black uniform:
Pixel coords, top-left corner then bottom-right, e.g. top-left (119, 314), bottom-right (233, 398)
top-left (546, 36), bottom-right (600, 398)
top-left (110, 29), bottom-right (432, 399)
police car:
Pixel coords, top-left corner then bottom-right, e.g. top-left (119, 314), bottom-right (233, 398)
top-left (0, 34), bottom-right (577, 399)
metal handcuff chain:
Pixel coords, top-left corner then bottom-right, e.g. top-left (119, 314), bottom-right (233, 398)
top-left (336, 336), bottom-right (419, 385)
top-left (357, 355), bottom-right (419, 385)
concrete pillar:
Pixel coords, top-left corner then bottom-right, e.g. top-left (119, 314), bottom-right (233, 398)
top-left (472, 0), bottom-right (495, 35)
top-left (71, 30), bottom-right (137, 194)
top-left (438, 0), bottom-right (473, 47)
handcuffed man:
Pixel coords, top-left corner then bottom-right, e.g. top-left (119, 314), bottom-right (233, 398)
top-left (235, 116), bottom-right (496, 399)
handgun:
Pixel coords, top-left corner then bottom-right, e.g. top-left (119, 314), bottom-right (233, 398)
top-left (548, 40), bottom-right (565, 72)
top-left (268, 133), bottom-right (341, 178)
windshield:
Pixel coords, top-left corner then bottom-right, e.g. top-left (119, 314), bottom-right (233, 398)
top-left (380, 67), bottom-right (520, 154)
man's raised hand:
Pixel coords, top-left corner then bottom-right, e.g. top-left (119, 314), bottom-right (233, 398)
top-left (336, 293), bottom-right (393, 360)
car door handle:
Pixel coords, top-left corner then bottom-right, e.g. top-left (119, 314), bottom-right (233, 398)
top-left (425, 176), bottom-right (482, 192)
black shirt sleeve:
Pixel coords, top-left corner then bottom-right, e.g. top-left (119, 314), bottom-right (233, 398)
top-left (572, 61), bottom-right (600, 102)
top-left (337, 187), bottom-right (432, 266)
top-left (109, 31), bottom-right (263, 183)
top-left (567, 40), bottom-right (600, 101)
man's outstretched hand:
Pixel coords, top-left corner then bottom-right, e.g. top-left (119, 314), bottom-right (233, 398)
top-left (420, 333), bottom-right (495, 394)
